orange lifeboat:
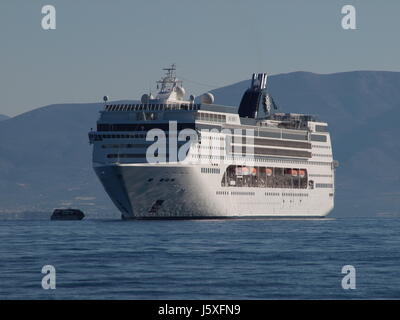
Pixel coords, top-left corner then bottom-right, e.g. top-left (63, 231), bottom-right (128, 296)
top-left (299, 169), bottom-right (306, 178)
top-left (266, 168), bottom-right (273, 176)
top-left (291, 169), bottom-right (298, 177)
top-left (251, 167), bottom-right (257, 176)
top-left (242, 167), bottom-right (250, 175)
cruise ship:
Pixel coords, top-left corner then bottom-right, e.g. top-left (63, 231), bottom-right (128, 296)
top-left (89, 65), bottom-right (338, 219)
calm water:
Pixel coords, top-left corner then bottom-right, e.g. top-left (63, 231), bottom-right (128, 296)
top-left (0, 217), bottom-right (399, 299)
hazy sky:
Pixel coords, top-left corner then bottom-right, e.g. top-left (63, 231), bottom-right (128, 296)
top-left (1, 0), bottom-right (399, 116)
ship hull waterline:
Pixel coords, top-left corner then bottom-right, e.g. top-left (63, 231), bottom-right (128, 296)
top-left (94, 164), bottom-right (333, 220)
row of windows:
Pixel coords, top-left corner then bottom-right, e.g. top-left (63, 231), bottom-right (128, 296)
top-left (215, 191), bottom-right (309, 197)
top-left (231, 146), bottom-right (312, 159)
top-left (196, 145), bottom-right (225, 150)
top-left (315, 125), bottom-right (328, 133)
top-left (259, 130), bottom-right (309, 141)
top-left (221, 165), bottom-right (309, 189)
top-left (97, 122), bottom-right (195, 132)
top-left (248, 158), bottom-right (331, 166)
top-left (105, 103), bottom-right (201, 112)
top-left (250, 137), bottom-right (311, 150)
top-left (197, 137), bottom-right (312, 155)
top-left (98, 133), bottom-right (190, 140)
top-left (309, 174), bottom-right (333, 178)
top-left (227, 116), bottom-right (238, 122)
top-left (101, 134), bottom-right (146, 139)
top-left (230, 191), bottom-right (256, 196)
top-left (282, 193), bottom-right (309, 197)
top-left (96, 125), bottom-right (328, 148)
top-left (201, 136), bottom-right (224, 141)
top-left (312, 153), bottom-right (332, 158)
top-left (196, 124), bottom-right (326, 143)
top-left (207, 135), bottom-right (312, 150)
top-left (310, 134), bottom-right (328, 142)
top-left (102, 142), bottom-right (187, 149)
top-left (189, 154), bottom-right (333, 166)
top-left (196, 112), bottom-right (227, 123)
top-left (312, 145), bottom-right (331, 149)
top-left (316, 183), bottom-right (334, 188)
top-left (105, 150), bottom-right (333, 169)
top-left (201, 168), bottom-right (221, 174)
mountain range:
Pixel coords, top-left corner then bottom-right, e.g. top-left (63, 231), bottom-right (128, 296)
top-left (0, 71), bottom-right (399, 218)
top-left (0, 114), bottom-right (10, 122)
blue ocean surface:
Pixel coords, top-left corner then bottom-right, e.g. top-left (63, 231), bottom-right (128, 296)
top-left (0, 217), bottom-right (399, 299)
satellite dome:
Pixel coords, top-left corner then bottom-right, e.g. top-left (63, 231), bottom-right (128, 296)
top-left (200, 92), bottom-right (214, 104)
top-left (175, 86), bottom-right (186, 100)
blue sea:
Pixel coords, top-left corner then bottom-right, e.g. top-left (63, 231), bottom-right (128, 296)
top-left (0, 217), bottom-right (399, 299)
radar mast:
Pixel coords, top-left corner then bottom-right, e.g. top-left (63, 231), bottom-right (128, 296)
top-left (155, 64), bottom-right (185, 102)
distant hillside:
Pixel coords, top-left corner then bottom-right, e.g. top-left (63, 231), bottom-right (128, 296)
top-left (0, 114), bottom-right (10, 122)
top-left (0, 103), bottom-right (112, 216)
top-left (0, 71), bottom-right (399, 217)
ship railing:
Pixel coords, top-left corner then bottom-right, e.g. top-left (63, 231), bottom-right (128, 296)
top-left (104, 103), bottom-right (202, 112)
top-left (268, 113), bottom-right (318, 123)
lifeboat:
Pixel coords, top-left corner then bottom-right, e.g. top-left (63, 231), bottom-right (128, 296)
top-left (235, 167), bottom-right (243, 176)
top-left (251, 167), bottom-right (257, 176)
top-left (299, 169), bottom-right (306, 178)
top-left (291, 169), bottom-right (298, 177)
top-left (242, 167), bottom-right (250, 175)
top-left (266, 168), bottom-right (273, 176)
top-left (51, 209), bottom-right (85, 221)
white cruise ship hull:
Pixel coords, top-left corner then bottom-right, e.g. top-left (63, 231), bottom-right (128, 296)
top-left (94, 163), bottom-right (334, 219)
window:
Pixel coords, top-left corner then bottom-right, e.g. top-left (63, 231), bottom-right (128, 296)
top-left (311, 134), bottom-right (327, 142)
top-left (315, 125), bottom-right (328, 133)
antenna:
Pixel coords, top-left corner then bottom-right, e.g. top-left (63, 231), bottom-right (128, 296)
top-left (156, 64), bottom-right (183, 95)
top-left (149, 80), bottom-right (152, 96)
top-left (103, 95), bottom-right (109, 109)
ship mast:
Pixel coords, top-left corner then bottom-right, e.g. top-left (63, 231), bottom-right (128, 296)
top-left (156, 64), bottom-right (182, 93)
top-left (154, 64), bottom-right (186, 102)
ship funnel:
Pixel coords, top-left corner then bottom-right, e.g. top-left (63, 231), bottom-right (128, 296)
top-left (238, 73), bottom-right (268, 118)
top-left (251, 73), bottom-right (267, 90)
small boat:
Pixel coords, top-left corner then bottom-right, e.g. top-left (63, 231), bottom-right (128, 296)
top-left (51, 209), bottom-right (85, 220)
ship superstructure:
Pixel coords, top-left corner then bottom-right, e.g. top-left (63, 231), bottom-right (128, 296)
top-left (89, 65), bottom-right (338, 219)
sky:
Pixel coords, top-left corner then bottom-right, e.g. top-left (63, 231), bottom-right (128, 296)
top-left (0, 0), bottom-right (399, 116)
